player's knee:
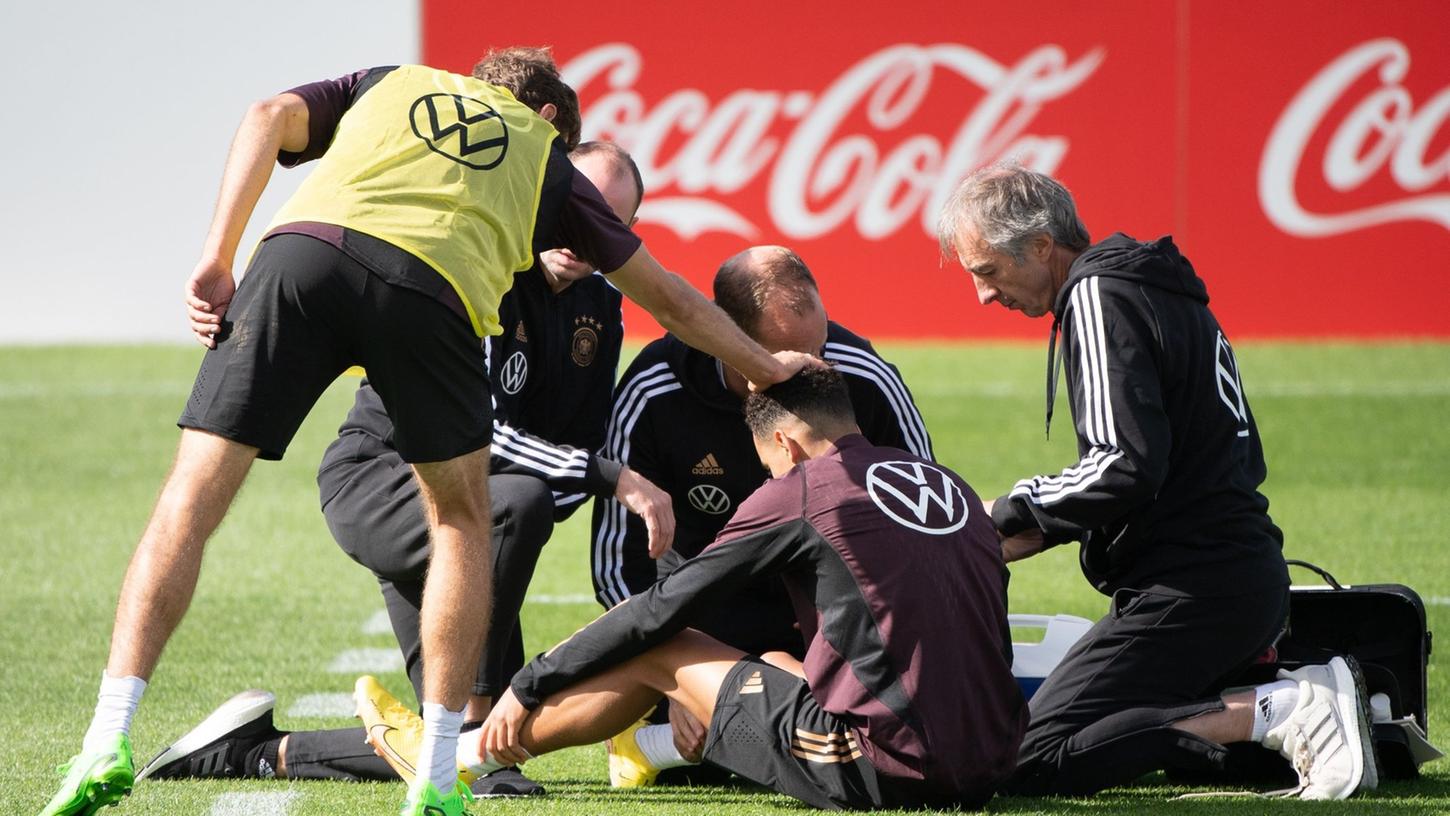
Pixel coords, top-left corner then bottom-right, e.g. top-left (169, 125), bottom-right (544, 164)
top-left (491, 475), bottom-right (554, 546)
top-left (416, 470), bottom-right (491, 530)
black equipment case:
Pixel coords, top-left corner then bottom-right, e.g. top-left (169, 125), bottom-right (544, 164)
top-left (1211, 559), bottom-right (1435, 782)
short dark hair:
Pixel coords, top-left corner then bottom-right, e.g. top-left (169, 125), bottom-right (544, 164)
top-left (471, 46), bottom-right (582, 150)
top-left (744, 366), bottom-right (855, 439)
top-left (713, 247), bottom-right (819, 339)
top-left (571, 140), bottom-right (644, 215)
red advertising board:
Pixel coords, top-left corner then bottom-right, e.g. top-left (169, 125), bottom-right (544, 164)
top-left (424, 0), bottom-right (1449, 339)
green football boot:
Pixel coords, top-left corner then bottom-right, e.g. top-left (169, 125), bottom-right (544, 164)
top-left (39, 733), bottom-right (135, 816)
top-left (399, 780), bottom-right (474, 816)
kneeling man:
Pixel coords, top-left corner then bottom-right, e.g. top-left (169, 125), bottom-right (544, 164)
top-left (364, 367), bottom-right (1027, 809)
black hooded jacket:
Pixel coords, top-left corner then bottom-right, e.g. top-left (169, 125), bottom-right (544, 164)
top-left (991, 233), bottom-right (1287, 597)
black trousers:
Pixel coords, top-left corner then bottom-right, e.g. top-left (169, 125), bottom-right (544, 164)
top-left (288, 468), bottom-right (556, 781)
top-left (1006, 586), bottom-right (1289, 796)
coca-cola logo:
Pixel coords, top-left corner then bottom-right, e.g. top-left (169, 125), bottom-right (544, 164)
top-left (1259, 38), bottom-right (1450, 237)
top-left (562, 43), bottom-right (1103, 242)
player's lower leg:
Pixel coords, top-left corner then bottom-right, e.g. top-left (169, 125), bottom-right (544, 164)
top-left (410, 448), bottom-right (494, 804)
top-left (44, 430), bottom-right (256, 815)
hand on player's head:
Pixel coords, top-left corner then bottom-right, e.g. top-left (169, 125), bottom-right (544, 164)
top-left (748, 350), bottom-right (826, 393)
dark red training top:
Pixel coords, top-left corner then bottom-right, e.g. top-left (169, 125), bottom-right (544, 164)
top-left (513, 434), bottom-right (1027, 802)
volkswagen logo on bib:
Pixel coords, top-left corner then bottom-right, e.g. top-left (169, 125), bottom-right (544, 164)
top-left (687, 484), bottom-right (731, 515)
top-left (865, 461), bottom-right (968, 534)
top-left (500, 351), bottom-right (528, 395)
top-left (409, 93), bottom-right (510, 170)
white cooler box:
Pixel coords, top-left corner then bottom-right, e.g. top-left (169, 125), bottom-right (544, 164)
top-left (1010, 613), bottom-right (1093, 699)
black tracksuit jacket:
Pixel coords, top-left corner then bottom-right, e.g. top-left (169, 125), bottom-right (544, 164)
top-left (991, 233), bottom-right (1288, 597)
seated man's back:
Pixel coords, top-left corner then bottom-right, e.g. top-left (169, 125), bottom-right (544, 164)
top-left (731, 433), bottom-right (1025, 795)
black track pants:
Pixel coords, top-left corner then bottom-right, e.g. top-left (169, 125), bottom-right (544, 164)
top-left (1006, 586), bottom-right (1289, 796)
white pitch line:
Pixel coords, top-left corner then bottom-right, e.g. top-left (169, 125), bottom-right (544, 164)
top-left (0, 382), bottom-right (197, 399)
top-left (526, 593), bottom-right (595, 605)
top-left (1426, 597), bottom-right (1450, 606)
top-left (286, 692), bottom-right (357, 719)
top-left (1254, 382), bottom-right (1450, 398)
top-left (362, 609), bottom-right (393, 635)
top-left (327, 648), bottom-right (404, 673)
top-left (910, 381), bottom-right (1450, 399)
top-left (209, 791), bottom-right (301, 816)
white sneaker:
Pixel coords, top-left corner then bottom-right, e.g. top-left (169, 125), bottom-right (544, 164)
top-left (1262, 656), bottom-right (1378, 799)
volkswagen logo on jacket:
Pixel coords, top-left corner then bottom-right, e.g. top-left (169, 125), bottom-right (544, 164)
top-left (687, 484), bottom-right (732, 515)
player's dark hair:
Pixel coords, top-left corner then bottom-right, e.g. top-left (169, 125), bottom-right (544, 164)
top-left (571, 140), bottom-right (644, 216)
top-left (714, 247), bottom-right (820, 340)
top-left (472, 46), bottom-right (582, 150)
top-left (744, 366), bottom-right (855, 440)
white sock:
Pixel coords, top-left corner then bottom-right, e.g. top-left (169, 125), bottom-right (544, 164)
top-left (82, 672), bottom-right (147, 752)
top-left (415, 703), bottom-right (466, 795)
top-left (456, 726), bottom-right (505, 777)
top-left (634, 724), bottom-right (694, 770)
top-left (1251, 679), bottom-right (1300, 743)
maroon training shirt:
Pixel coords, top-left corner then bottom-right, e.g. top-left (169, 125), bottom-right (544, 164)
top-left (512, 434), bottom-right (1027, 801)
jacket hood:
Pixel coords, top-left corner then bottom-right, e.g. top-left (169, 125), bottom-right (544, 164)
top-left (662, 333), bottom-right (746, 414)
top-left (1052, 233), bottom-right (1208, 317)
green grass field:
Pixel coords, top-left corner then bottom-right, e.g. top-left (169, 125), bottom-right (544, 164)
top-left (2, 342), bottom-right (1447, 815)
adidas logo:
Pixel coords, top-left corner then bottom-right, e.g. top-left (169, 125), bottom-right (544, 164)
top-left (789, 727), bottom-right (861, 764)
top-left (191, 745), bottom-right (229, 776)
top-left (691, 453), bottom-right (725, 476)
top-left (739, 670), bottom-right (764, 695)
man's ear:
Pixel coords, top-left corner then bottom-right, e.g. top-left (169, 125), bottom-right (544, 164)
top-left (772, 428), bottom-right (790, 454)
top-left (538, 102), bottom-right (558, 123)
top-left (783, 433), bottom-right (811, 465)
top-left (1031, 232), bottom-right (1054, 260)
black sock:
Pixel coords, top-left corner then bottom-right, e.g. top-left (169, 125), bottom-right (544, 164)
top-left (243, 736), bottom-right (285, 779)
top-left (462, 720), bottom-right (485, 732)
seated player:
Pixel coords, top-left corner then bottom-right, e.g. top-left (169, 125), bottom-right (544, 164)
top-left (362, 367), bottom-right (1028, 810)
top-left (132, 143), bottom-right (669, 798)
top-left (590, 247), bottom-right (934, 775)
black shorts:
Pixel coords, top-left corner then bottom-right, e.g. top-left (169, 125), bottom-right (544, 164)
top-left (178, 234), bottom-right (492, 462)
top-left (704, 658), bottom-right (939, 811)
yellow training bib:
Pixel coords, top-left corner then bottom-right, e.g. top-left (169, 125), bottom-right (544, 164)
top-left (268, 65), bottom-right (558, 337)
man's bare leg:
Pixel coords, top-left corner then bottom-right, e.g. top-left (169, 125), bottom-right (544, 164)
top-left (77, 428), bottom-right (259, 758)
top-left (107, 429), bottom-right (258, 680)
top-left (409, 446), bottom-right (494, 795)
top-left (39, 429), bottom-right (259, 816)
top-left (1173, 690), bottom-right (1255, 745)
top-left (514, 629), bottom-right (746, 757)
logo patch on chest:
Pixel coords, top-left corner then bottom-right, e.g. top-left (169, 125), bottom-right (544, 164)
top-left (572, 329), bottom-right (597, 366)
top-left (691, 454), bottom-right (725, 476)
top-left (687, 484), bottom-right (731, 515)
top-left (500, 351), bottom-right (528, 395)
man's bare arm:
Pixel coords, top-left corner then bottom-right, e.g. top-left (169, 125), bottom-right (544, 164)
top-left (186, 92), bottom-right (310, 347)
top-left (605, 244), bottom-right (814, 388)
